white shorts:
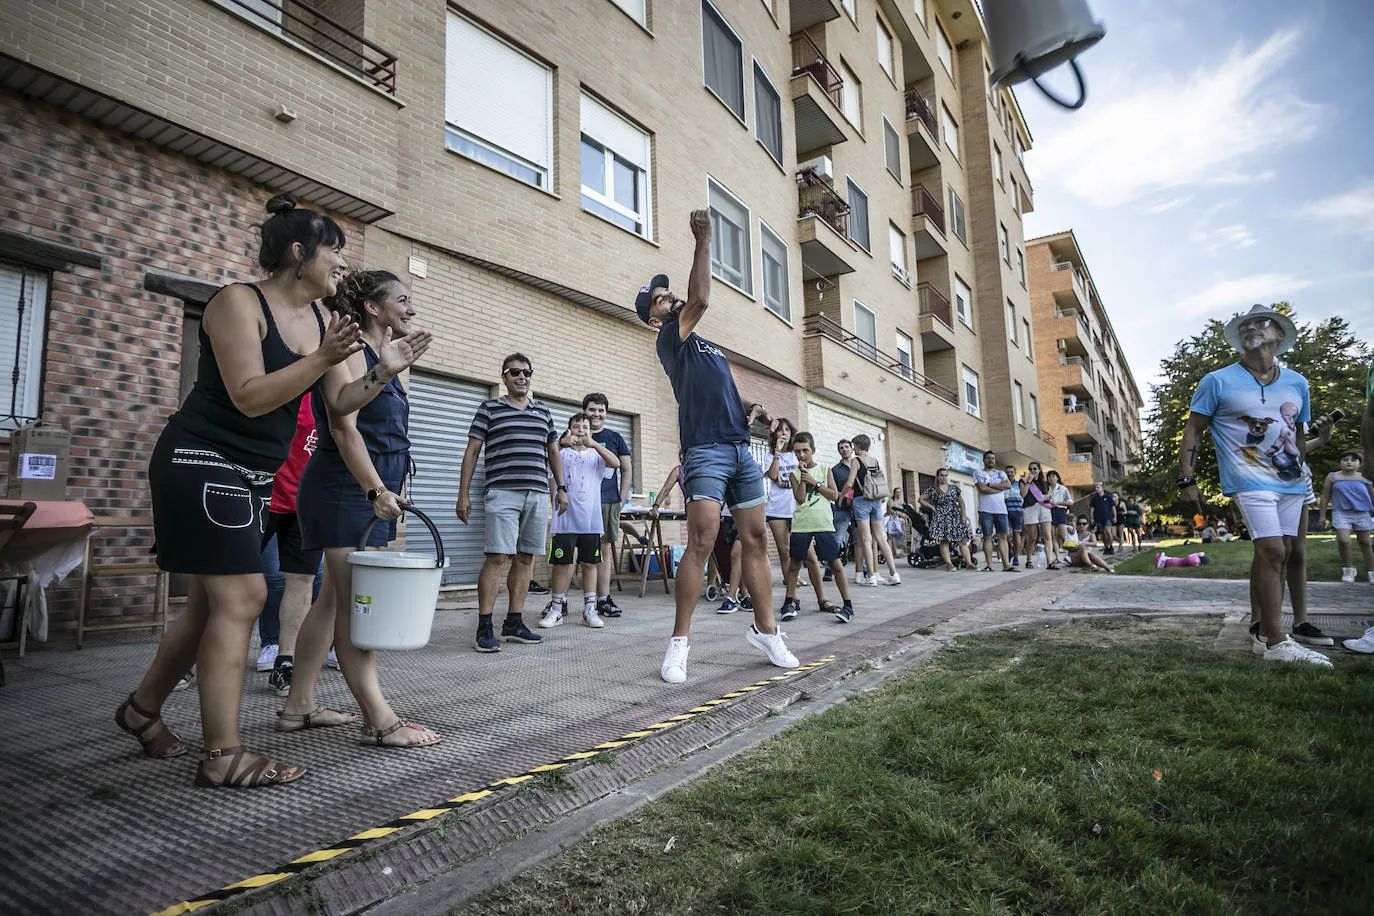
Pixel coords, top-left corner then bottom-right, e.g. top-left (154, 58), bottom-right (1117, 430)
top-left (1333, 508), bottom-right (1374, 532)
top-left (1022, 503), bottom-right (1052, 526)
top-left (1233, 490), bottom-right (1304, 540)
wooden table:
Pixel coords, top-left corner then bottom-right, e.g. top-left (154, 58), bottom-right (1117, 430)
top-left (614, 506), bottom-right (684, 598)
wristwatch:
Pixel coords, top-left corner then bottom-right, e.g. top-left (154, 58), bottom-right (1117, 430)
top-left (1175, 476), bottom-right (1196, 489)
top-left (366, 486), bottom-right (386, 502)
top-left (557, 484), bottom-right (568, 492)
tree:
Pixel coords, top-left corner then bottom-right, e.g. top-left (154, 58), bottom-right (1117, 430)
top-left (1127, 304), bottom-right (1371, 514)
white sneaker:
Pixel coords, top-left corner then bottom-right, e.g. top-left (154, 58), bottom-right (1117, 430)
top-left (882, 572), bottom-right (901, 585)
top-left (1263, 637), bottom-right (1333, 668)
top-left (583, 605), bottom-right (604, 628)
top-left (539, 599), bottom-right (566, 628)
top-left (256, 643), bottom-right (278, 672)
top-left (857, 574), bottom-right (879, 587)
top-left (1343, 627), bottom-right (1374, 654)
top-left (661, 637), bottom-right (690, 683)
top-left (746, 624), bottom-right (799, 669)
top-left (1341, 567), bottom-right (1357, 583)
top-left (326, 648), bottom-right (340, 670)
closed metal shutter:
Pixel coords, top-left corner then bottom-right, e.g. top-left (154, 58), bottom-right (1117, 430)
top-left (405, 373), bottom-right (493, 585)
top-left (542, 396), bottom-right (636, 491)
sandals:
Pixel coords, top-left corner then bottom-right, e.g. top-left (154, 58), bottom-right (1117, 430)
top-left (981, 566), bottom-right (994, 572)
top-left (115, 693), bottom-right (187, 759)
top-left (194, 746), bottom-right (305, 788)
top-left (360, 719), bottom-right (441, 748)
top-left (819, 600), bottom-right (840, 614)
top-left (276, 706), bottom-right (358, 732)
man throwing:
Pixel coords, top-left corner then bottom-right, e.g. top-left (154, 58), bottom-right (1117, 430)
top-left (1178, 305), bottom-right (1330, 666)
top-left (636, 210), bottom-right (799, 683)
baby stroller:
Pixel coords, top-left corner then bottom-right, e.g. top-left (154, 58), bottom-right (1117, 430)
top-left (905, 511), bottom-right (947, 568)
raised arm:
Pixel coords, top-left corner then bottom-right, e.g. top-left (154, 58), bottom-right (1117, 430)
top-left (587, 436), bottom-right (621, 469)
top-left (677, 210), bottom-right (713, 341)
top-left (319, 352), bottom-right (403, 522)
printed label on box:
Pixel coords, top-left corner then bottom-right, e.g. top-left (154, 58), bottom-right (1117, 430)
top-left (18, 453), bottom-right (57, 480)
top-left (353, 594), bottom-right (372, 616)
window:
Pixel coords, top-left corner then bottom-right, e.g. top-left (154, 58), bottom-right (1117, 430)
top-left (1029, 393), bottom-right (1039, 433)
top-left (882, 116), bottom-right (901, 180)
top-left (993, 143), bottom-right (1003, 185)
top-left (1006, 299), bottom-right (1017, 345)
top-left (877, 17), bottom-right (894, 79)
top-left (853, 300), bottom-right (877, 360)
top-left (1014, 382), bottom-right (1025, 425)
top-left (841, 61), bottom-right (861, 129)
top-left (580, 94), bottom-right (652, 238)
top-left (1015, 133), bottom-right (1025, 163)
top-left (753, 63), bottom-right (783, 164)
top-left (962, 366), bottom-right (981, 418)
top-left (445, 11), bottom-right (553, 189)
top-left (1023, 318), bottom-right (1033, 360)
top-left (847, 177), bottom-right (870, 251)
top-left (1010, 176), bottom-right (1019, 215)
top-left (0, 266), bottom-right (48, 429)
top-left (760, 220), bottom-right (790, 320)
top-left (889, 223), bottom-right (909, 285)
top-left (1000, 222), bottom-right (1010, 263)
top-left (708, 178), bottom-right (752, 293)
top-left (609, 0), bottom-right (646, 25)
top-left (914, 0), bottom-right (926, 27)
top-left (941, 105), bottom-right (959, 159)
top-left (841, 0), bottom-right (856, 21)
top-left (1017, 249), bottom-right (1026, 287)
top-left (702, 1), bottom-right (745, 120)
top-left (936, 20), bottom-right (953, 75)
top-left (948, 187), bottom-right (967, 243)
top-left (954, 275), bottom-right (972, 328)
top-left (211, 0), bottom-right (282, 33)
top-left (896, 331), bottom-right (914, 380)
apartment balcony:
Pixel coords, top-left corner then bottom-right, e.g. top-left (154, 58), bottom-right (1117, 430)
top-left (916, 282), bottom-right (956, 352)
top-left (911, 183), bottom-right (947, 261)
top-left (803, 314), bottom-right (960, 422)
top-left (1056, 355), bottom-right (1095, 398)
top-left (239, 0), bottom-right (398, 93)
top-left (904, 85), bottom-right (939, 170)
top-left (1061, 402), bottom-right (1103, 444)
top-left (789, 0), bottom-right (843, 31)
top-left (797, 169), bottom-right (856, 278)
top-left (791, 32), bottom-right (852, 154)
top-left (1047, 260), bottom-right (1090, 312)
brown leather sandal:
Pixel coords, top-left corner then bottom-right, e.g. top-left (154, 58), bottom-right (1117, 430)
top-left (275, 706), bottom-right (358, 732)
top-left (194, 746), bottom-right (305, 788)
top-left (360, 720), bottom-right (441, 748)
top-left (115, 693), bottom-right (187, 759)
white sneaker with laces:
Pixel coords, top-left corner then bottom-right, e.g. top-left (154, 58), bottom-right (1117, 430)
top-left (746, 624), bottom-right (800, 669)
top-left (857, 574), bottom-right (878, 587)
top-left (661, 637), bottom-right (690, 683)
top-left (256, 644), bottom-right (278, 672)
top-left (1343, 626), bottom-right (1374, 654)
top-left (882, 572), bottom-right (901, 585)
top-left (1341, 567), bottom-right (1356, 583)
top-left (1263, 637), bottom-right (1333, 667)
top-left (583, 604), bottom-right (604, 628)
top-left (539, 599), bottom-right (566, 628)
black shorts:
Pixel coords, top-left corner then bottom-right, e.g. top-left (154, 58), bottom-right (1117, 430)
top-left (790, 530), bottom-right (841, 562)
top-left (549, 533), bottom-right (601, 565)
top-left (263, 510), bottom-right (323, 575)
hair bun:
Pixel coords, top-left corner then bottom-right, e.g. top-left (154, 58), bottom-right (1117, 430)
top-left (265, 193), bottom-right (298, 215)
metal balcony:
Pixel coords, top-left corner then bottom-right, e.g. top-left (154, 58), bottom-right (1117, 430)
top-left (220, 0), bottom-right (398, 93)
top-left (804, 313), bottom-right (958, 405)
top-left (911, 182), bottom-right (947, 260)
top-left (791, 31), bottom-right (850, 153)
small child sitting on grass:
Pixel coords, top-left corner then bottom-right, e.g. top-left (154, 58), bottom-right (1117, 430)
top-left (1064, 516), bottom-right (1113, 572)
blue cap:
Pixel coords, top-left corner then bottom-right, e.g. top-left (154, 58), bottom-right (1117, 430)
top-left (635, 274), bottom-right (670, 324)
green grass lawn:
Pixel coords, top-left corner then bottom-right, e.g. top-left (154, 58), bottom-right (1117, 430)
top-left (1114, 535), bottom-right (1350, 580)
top-left (463, 619), bottom-right (1373, 916)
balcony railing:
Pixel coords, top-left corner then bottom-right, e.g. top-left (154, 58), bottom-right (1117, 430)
top-left (797, 168), bottom-right (850, 238)
top-left (220, 0), bottom-right (399, 93)
top-left (803, 313), bottom-right (959, 406)
top-left (1054, 307), bottom-right (1089, 334)
top-left (912, 183), bottom-right (945, 234)
top-left (791, 31), bottom-right (843, 109)
top-left (916, 282), bottom-right (952, 328)
top-left (904, 85), bottom-right (938, 139)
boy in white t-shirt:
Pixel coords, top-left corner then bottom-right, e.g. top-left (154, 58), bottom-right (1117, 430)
top-left (540, 413), bottom-right (621, 629)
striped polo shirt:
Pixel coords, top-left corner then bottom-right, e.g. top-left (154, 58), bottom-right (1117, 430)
top-left (468, 397), bottom-right (557, 492)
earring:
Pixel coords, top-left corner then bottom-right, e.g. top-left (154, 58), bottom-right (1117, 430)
top-left (296, 264), bottom-right (303, 280)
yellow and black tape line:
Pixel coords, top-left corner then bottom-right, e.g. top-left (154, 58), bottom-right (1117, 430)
top-left (152, 656), bottom-right (834, 915)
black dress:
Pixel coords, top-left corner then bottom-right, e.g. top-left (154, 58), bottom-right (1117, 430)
top-left (923, 484), bottom-right (970, 543)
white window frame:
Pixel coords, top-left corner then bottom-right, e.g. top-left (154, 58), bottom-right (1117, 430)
top-left (948, 186), bottom-right (967, 244)
top-left (888, 222), bottom-right (909, 285)
top-left (608, 0), bottom-right (647, 26)
top-left (846, 176), bottom-right (871, 252)
top-left (913, 0), bottom-right (926, 28)
top-left (1029, 392), bottom-right (1039, 432)
top-left (936, 20), bottom-right (954, 76)
top-left (1023, 318), bottom-right (1034, 361)
top-left (941, 104), bottom-right (960, 160)
top-left (853, 299), bottom-right (878, 361)
top-left (753, 60), bottom-right (784, 166)
top-left (1006, 299), bottom-right (1018, 346)
top-left (1000, 222), bottom-right (1010, 263)
top-left (993, 143), bottom-right (1004, 186)
top-left (210, 0), bottom-right (283, 33)
top-left (707, 176), bottom-right (753, 294)
top-left (579, 94), bottom-right (653, 239)
top-left (882, 115), bottom-right (901, 181)
top-left (896, 330), bottom-right (914, 380)
top-left (954, 274), bottom-right (973, 329)
top-left (841, 60), bottom-right (861, 130)
top-left (1010, 176), bottom-right (1019, 215)
top-left (962, 366), bottom-right (981, 418)
top-left (1014, 381), bottom-right (1025, 426)
top-left (841, 0), bottom-right (856, 21)
top-left (759, 218), bottom-right (790, 321)
top-left (1017, 248), bottom-right (1026, 287)
top-left (876, 16), bottom-right (894, 79)
top-left (701, 0), bottom-right (746, 123)
top-left (0, 265), bottom-right (48, 429)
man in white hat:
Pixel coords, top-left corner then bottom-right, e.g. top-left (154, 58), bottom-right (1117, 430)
top-left (1177, 304), bottom-right (1332, 666)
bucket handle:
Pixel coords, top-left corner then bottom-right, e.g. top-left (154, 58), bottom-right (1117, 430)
top-left (358, 503), bottom-right (446, 569)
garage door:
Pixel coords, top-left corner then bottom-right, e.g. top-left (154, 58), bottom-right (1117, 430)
top-left (405, 373), bottom-right (493, 586)
top-left (542, 396), bottom-right (636, 492)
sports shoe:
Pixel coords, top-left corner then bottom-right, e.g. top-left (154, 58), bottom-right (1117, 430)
top-left (1343, 626), bottom-right (1374, 654)
top-left (780, 599), bottom-right (799, 622)
top-left (857, 574), bottom-right (879, 587)
top-left (501, 617), bottom-right (542, 644)
top-left (1011, 556), bottom-right (1020, 568)
top-left (1155, 552), bottom-right (1167, 569)
top-left (822, 568), bottom-right (833, 582)
top-left (474, 620), bottom-right (500, 653)
top-left (326, 648), bottom-right (340, 670)
top-left (1263, 637), bottom-right (1333, 667)
top-left (740, 595), bottom-right (754, 611)
top-left (882, 572), bottom-right (901, 585)
top-left (834, 605), bottom-right (854, 624)
top-left (539, 599), bottom-right (566, 628)
top-left (172, 669), bottom-right (196, 691)
top-left (717, 596), bottom-right (739, 614)
top-left (1341, 567), bottom-right (1356, 583)
top-left (661, 636), bottom-right (690, 683)
top-left (583, 604), bottom-right (605, 628)
top-left (598, 597), bottom-right (623, 618)
top-left (1249, 620), bottom-right (1268, 656)
top-left (528, 580), bottom-right (550, 595)
top-left (1291, 621), bottom-right (1334, 647)
top-left (256, 643), bottom-right (278, 672)
top-left (746, 624), bottom-right (799, 669)
top-left (268, 662), bottom-right (293, 697)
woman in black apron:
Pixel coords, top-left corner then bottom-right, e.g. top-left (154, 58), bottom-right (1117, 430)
top-left (280, 270), bottom-right (439, 748)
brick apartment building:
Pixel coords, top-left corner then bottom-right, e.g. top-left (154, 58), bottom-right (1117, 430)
top-left (0, 0), bottom-right (1056, 632)
top-left (1026, 230), bottom-right (1144, 498)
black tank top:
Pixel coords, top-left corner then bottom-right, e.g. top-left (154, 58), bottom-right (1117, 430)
top-left (169, 283), bottom-right (323, 473)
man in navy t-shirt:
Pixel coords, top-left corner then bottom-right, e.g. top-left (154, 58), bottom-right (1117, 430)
top-left (636, 209), bottom-right (798, 684)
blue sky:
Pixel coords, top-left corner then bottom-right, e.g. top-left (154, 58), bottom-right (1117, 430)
top-left (1018, 0), bottom-right (1374, 406)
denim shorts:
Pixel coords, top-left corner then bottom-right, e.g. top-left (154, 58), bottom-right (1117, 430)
top-left (682, 442), bottom-right (766, 510)
top-left (790, 529), bottom-right (841, 562)
top-left (851, 496), bottom-right (883, 522)
top-left (978, 510), bottom-right (1010, 535)
top-left (1005, 510), bottom-right (1024, 532)
top-left (484, 488), bottom-right (550, 555)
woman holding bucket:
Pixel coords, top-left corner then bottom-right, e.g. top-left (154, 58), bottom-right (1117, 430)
top-left (279, 270), bottom-right (440, 749)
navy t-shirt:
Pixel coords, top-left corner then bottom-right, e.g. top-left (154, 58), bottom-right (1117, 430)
top-left (655, 319), bottom-right (749, 450)
top-left (1090, 492), bottom-right (1113, 523)
top-left (592, 427), bottom-right (631, 503)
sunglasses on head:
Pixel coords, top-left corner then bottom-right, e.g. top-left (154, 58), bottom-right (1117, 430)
top-left (504, 367), bottom-right (533, 378)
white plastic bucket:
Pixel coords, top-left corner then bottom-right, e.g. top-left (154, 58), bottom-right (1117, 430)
top-left (348, 505), bottom-right (449, 651)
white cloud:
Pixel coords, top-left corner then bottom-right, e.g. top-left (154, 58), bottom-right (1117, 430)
top-left (1189, 222), bottom-right (1256, 253)
top-left (1175, 274), bottom-right (1316, 315)
top-left (1143, 195), bottom-right (1192, 214)
top-left (1031, 28), bottom-right (1323, 207)
top-left (1298, 182), bottom-right (1374, 234)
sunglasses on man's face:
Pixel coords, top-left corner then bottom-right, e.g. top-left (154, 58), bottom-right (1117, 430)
top-left (504, 368), bottom-right (533, 378)
top-left (1239, 317), bottom-right (1274, 331)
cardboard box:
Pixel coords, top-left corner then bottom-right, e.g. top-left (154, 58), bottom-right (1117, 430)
top-left (6, 421), bottom-right (72, 501)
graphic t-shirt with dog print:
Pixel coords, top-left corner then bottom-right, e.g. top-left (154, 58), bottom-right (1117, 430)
top-left (1189, 362), bottom-right (1310, 496)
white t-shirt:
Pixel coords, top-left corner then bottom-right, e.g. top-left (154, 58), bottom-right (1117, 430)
top-left (972, 468), bottom-right (1009, 514)
top-left (552, 447), bottom-right (607, 535)
top-left (1049, 483), bottom-right (1071, 506)
top-left (761, 451), bottom-right (799, 518)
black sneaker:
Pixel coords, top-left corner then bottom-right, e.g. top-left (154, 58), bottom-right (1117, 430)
top-left (822, 568), bottom-right (833, 582)
top-left (475, 619), bottom-right (500, 653)
top-left (528, 580), bottom-right (550, 595)
top-left (1291, 621), bottom-right (1335, 647)
top-left (834, 605), bottom-right (854, 624)
top-left (599, 597), bottom-right (623, 618)
top-left (740, 595), bottom-right (754, 610)
top-left (268, 662), bottom-right (293, 697)
top-left (780, 599), bottom-right (799, 622)
top-left (502, 617), bottom-right (542, 644)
